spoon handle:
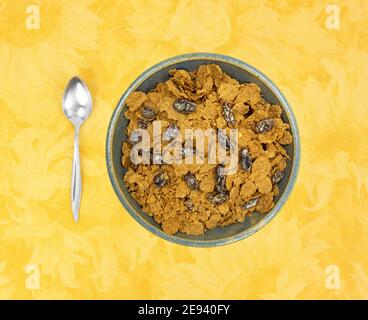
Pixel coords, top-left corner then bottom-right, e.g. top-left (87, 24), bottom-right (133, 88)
top-left (71, 126), bottom-right (81, 222)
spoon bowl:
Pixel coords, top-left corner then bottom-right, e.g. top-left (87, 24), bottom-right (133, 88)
top-left (62, 77), bottom-right (92, 127)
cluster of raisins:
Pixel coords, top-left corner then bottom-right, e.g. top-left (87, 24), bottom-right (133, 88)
top-left (148, 99), bottom-right (285, 211)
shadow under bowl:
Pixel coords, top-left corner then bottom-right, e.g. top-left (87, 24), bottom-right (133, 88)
top-left (106, 53), bottom-right (300, 247)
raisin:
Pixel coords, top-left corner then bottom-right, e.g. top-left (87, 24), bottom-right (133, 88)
top-left (129, 130), bottom-right (142, 145)
top-left (184, 198), bottom-right (195, 211)
top-left (213, 165), bottom-right (228, 196)
top-left (215, 182), bottom-right (227, 194)
top-left (208, 192), bottom-right (228, 205)
top-left (183, 172), bottom-right (199, 190)
top-left (240, 148), bottom-right (252, 172)
top-left (153, 172), bottom-right (168, 187)
top-left (141, 106), bottom-right (156, 120)
top-left (218, 130), bottom-right (234, 151)
top-left (242, 198), bottom-right (258, 210)
top-left (173, 99), bottom-right (196, 114)
top-left (222, 103), bottom-right (235, 126)
top-left (162, 123), bottom-right (180, 142)
top-left (206, 165), bottom-right (229, 205)
top-left (272, 170), bottom-right (285, 184)
top-left (256, 118), bottom-right (274, 133)
top-left (215, 164), bottom-right (227, 179)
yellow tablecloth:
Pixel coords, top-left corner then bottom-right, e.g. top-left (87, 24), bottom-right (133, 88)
top-left (0, 0), bottom-right (367, 299)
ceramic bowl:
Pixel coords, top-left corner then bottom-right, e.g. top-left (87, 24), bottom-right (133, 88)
top-left (106, 53), bottom-right (300, 247)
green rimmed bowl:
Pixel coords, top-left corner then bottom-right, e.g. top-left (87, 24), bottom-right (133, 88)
top-left (106, 53), bottom-right (300, 247)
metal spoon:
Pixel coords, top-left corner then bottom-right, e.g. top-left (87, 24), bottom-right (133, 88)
top-left (62, 77), bottom-right (92, 222)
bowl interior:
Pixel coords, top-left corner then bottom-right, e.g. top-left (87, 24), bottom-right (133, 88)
top-left (108, 56), bottom-right (297, 246)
